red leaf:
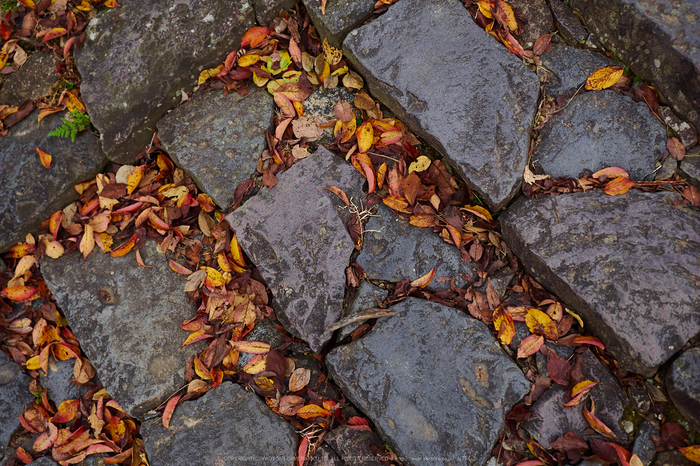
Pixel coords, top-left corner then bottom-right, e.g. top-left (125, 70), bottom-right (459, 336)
top-left (241, 26), bottom-right (269, 48)
top-left (661, 421), bottom-right (688, 448)
top-left (36, 147), bottom-right (52, 168)
top-left (296, 435), bottom-right (309, 466)
top-left (546, 350), bottom-right (571, 386)
top-left (162, 395), bottom-right (180, 429)
top-left (517, 334), bottom-right (544, 358)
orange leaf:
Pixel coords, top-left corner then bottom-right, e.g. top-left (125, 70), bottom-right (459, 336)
top-left (583, 401), bottom-right (617, 438)
top-left (679, 445), bottom-right (700, 464)
top-left (2, 286), bottom-right (38, 301)
top-left (592, 166), bottom-right (630, 179)
top-left (297, 435), bottom-right (309, 466)
top-left (356, 121), bottom-right (373, 153)
top-left (203, 266), bottom-right (227, 287)
top-left (52, 399), bottom-right (79, 424)
top-left (462, 205), bottom-right (493, 221)
top-left (493, 306), bottom-right (516, 345)
top-left (36, 147), bottom-right (52, 168)
top-left (610, 442), bottom-right (631, 466)
top-left (572, 335), bottom-right (605, 350)
top-left (126, 165), bottom-right (146, 194)
top-left (49, 210), bottom-right (62, 239)
top-left (382, 195), bottom-right (411, 213)
top-left (517, 334), bottom-right (544, 358)
top-left (162, 395), bottom-right (180, 429)
top-left (296, 404), bottom-right (330, 419)
top-left (376, 162), bottom-right (388, 189)
top-left (230, 233), bottom-right (246, 267)
top-left (585, 66), bottom-right (625, 91)
top-left (525, 308), bottom-right (558, 340)
top-left (323, 186), bottom-right (350, 207)
top-left (110, 233), bottom-right (136, 257)
top-left (604, 177), bottom-right (635, 196)
top-left (410, 267), bottom-right (436, 289)
top-left (39, 27), bottom-right (67, 43)
top-left (17, 0), bottom-right (35, 7)
top-left (445, 224), bottom-right (462, 247)
top-left (168, 259), bottom-right (192, 275)
top-left (241, 26), bottom-right (269, 48)
top-left (233, 341), bottom-right (271, 354)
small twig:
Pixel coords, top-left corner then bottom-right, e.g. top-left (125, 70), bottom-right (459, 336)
top-left (323, 308), bottom-right (397, 335)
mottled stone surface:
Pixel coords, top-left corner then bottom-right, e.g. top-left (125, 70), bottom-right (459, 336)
top-left (41, 240), bottom-right (201, 419)
top-left (538, 44), bottom-right (615, 99)
top-left (142, 382), bottom-right (297, 465)
top-left (569, 0), bottom-right (700, 132)
top-left (357, 204), bottom-right (477, 289)
top-left (343, 0), bottom-right (539, 210)
top-left (309, 443), bottom-right (343, 466)
top-left (633, 420), bottom-right (658, 466)
top-left (76, 0), bottom-right (256, 163)
top-left (0, 351), bottom-right (33, 460)
top-left (302, 0), bottom-right (376, 48)
top-left (679, 151), bottom-right (700, 188)
top-left (0, 110), bottom-right (107, 252)
top-left (324, 425), bottom-right (384, 466)
top-left (302, 86), bottom-right (355, 145)
top-left (157, 86), bottom-right (273, 208)
top-left (658, 106), bottom-right (698, 149)
top-left (654, 450), bottom-right (695, 466)
top-left (524, 350), bottom-right (627, 448)
top-left (337, 281), bottom-right (388, 341)
top-left (549, 0), bottom-right (588, 45)
top-left (501, 190), bottom-right (700, 377)
top-left (509, 0), bottom-right (552, 47)
top-left (39, 359), bottom-right (81, 407)
top-left (0, 52), bottom-right (58, 106)
top-left (666, 347), bottom-right (700, 431)
top-left (326, 298), bottom-right (530, 465)
top-left (532, 91), bottom-right (665, 179)
top-left (255, 0), bottom-right (298, 26)
top-left (225, 147), bottom-right (364, 352)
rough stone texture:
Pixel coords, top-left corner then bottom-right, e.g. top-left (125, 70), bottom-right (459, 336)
top-left (509, 0), bottom-right (552, 48)
top-left (326, 298), bottom-right (530, 465)
top-left (633, 420), bottom-right (658, 466)
top-left (142, 382), bottom-right (297, 465)
top-left (0, 352), bottom-right (33, 461)
top-left (343, 0), bottom-right (538, 211)
top-left (255, 0), bottom-right (298, 26)
top-left (0, 110), bottom-right (107, 253)
top-left (302, 86), bottom-right (355, 146)
top-left (40, 240), bottom-right (201, 419)
top-left (157, 86), bottom-right (273, 209)
top-left (337, 281), bottom-right (389, 341)
top-left (324, 425), bottom-right (384, 466)
top-left (76, 0), bottom-right (256, 164)
top-left (302, 0), bottom-right (376, 48)
top-left (549, 0), bottom-right (588, 45)
top-left (225, 147), bottom-right (364, 352)
top-left (679, 151), bottom-right (700, 188)
top-left (569, 0), bottom-right (700, 133)
top-left (500, 190), bottom-right (700, 377)
top-left (524, 350), bottom-right (628, 448)
top-left (658, 106), bottom-right (698, 149)
top-left (538, 44), bottom-right (616, 99)
top-left (532, 90), bottom-right (665, 180)
top-left (666, 347), bottom-right (700, 431)
top-left (309, 443), bottom-right (343, 466)
top-left (0, 52), bottom-right (58, 106)
top-left (357, 204), bottom-right (477, 289)
top-left (655, 156), bottom-right (678, 181)
top-left (654, 450), bottom-right (695, 466)
top-left (39, 359), bottom-right (82, 407)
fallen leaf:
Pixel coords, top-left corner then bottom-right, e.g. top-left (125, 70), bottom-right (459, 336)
top-left (667, 137), bottom-right (685, 161)
top-left (462, 205), bottom-right (492, 221)
top-left (604, 177), bottom-right (635, 196)
top-left (162, 395), bottom-right (180, 429)
top-left (52, 399), bottom-right (79, 424)
top-left (679, 445), bottom-right (700, 464)
top-left (493, 306), bottom-right (516, 345)
top-left (585, 66), bottom-right (625, 91)
top-left (533, 33), bottom-right (553, 55)
top-left (322, 39), bottom-right (342, 65)
top-left (292, 116), bottom-right (324, 140)
top-left (110, 233), bottom-right (136, 257)
top-left (36, 148), bottom-right (52, 168)
top-left (517, 334), bottom-right (544, 358)
top-left (356, 121), bottom-right (373, 153)
top-left (592, 166), bottom-right (630, 179)
top-left (334, 100), bottom-right (354, 122)
top-left (79, 224), bottom-right (95, 259)
top-left (279, 395), bottom-right (305, 416)
top-left (408, 155), bottom-right (431, 173)
top-left (629, 454), bottom-right (644, 466)
top-left (411, 267), bottom-right (436, 289)
top-left (296, 404), bottom-right (330, 419)
top-left (297, 435), bottom-right (309, 466)
top-left (526, 308), bottom-right (558, 340)
top-left (39, 27), bottom-right (67, 43)
top-left (583, 401), bottom-right (617, 439)
top-left (234, 341), bottom-right (271, 354)
top-left (288, 368), bottom-right (311, 392)
top-left (241, 26), bottom-right (269, 48)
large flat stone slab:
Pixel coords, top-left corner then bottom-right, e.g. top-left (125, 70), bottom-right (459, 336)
top-left (40, 240), bottom-right (200, 419)
top-left (142, 382), bottom-right (297, 465)
top-left (0, 351), bottom-right (33, 461)
top-left (569, 0), bottom-right (700, 132)
top-left (302, 0), bottom-right (376, 48)
top-left (225, 147), bottom-right (364, 352)
top-left (532, 90), bottom-right (666, 179)
top-left (500, 190), bottom-right (700, 377)
top-left (357, 204), bottom-right (477, 289)
top-left (343, 0), bottom-right (539, 211)
top-left (326, 298), bottom-right (530, 465)
top-left (76, 0), bottom-right (256, 163)
top-left (0, 110), bottom-right (107, 252)
top-left (0, 52), bottom-right (58, 106)
top-left (157, 86), bottom-right (273, 209)
top-left (666, 347), bottom-right (700, 432)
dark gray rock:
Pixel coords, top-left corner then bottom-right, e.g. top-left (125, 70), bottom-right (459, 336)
top-left (24, 457), bottom-right (57, 465)
top-left (658, 106), bottom-right (698, 149)
top-left (569, 0), bottom-right (700, 133)
top-left (0, 351), bottom-right (33, 460)
top-left (0, 52), bottom-right (58, 106)
top-left (538, 44), bottom-right (616, 99)
top-left (357, 204), bottom-right (477, 289)
top-left (0, 110), bottom-right (107, 252)
top-left (509, 0), bottom-right (553, 48)
top-left (654, 450), bottom-right (695, 466)
top-left (524, 350), bottom-right (627, 448)
top-left (549, 0), bottom-right (588, 45)
top-left (157, 86), bottom-right (273, 209)
top-left (337, 281), bottom-right (388, 341)
top-left (666, 347), bottom-right (700, 431)
top-left (633, 420), bottom-right (658, 466)
top-left (302, 0), bottom-right (375, 48)
top-left (255, 0), bottom-right (297, 26)
top-left (326, 298), bottom-right (530, 465)
top-left (225, 147), bottom-right (364, 352)
top-left (141, 382), bottom-right (297, 465)
top-left (532, 90), bottom-right (665, 180)
top-left (40, 240), bottom-right (201, 419)
top-left (302, 86), bottom-right (355, 146)
top-left (679, 150), bottom-right (700, 188)
top-left (324, 425), bottom-right (384, 466)
top-left (236, 318), bottom-right (286, 370)
top-left (500, 190), bottom-right (700, 377)
top-left (655, 156), bottom-right (678, 181)
top-left (343, 0), bottom-right (539, 211)
top-left (76, 0), bottom-right (256, 163)
top-left (627, 384), bottom-right (651, 414)
top-left (39, 358), bottom-right (81, 407)
top-left (309, 443), bottom-right (343, 466)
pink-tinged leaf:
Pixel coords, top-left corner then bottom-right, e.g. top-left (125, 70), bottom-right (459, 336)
top-left (63, 36), bottom-right (79, 58)
top-left (168, 259), bottom-right (192, 275)
top-left (85, 444), bottom-right (118, 455)
top-left (162, 395), bottom-right (181, 429)
top-left (2, 286), bottom-right (38, 301)
top-left (275, 117), bottom-right (293, 140)
top-left (113, 201), bottom-right (143, 214)
top-left (274, 92), bottom-right (296, 118)
top-left (288, 38), bottom-right (302, 66)
top-left (609, 442), bottom-right (631, 466)
top-left (380, 130), bottom-right (403, 145)
top-left (347, 416), bottom-right (372, 431)
top-left (517, 334), bottom-right (544, 358)
top-left (516, 461), bottom-right (544, 466)
top-left (572, 336), bottom-right (605, 349)
top-left (592, 166), bottom-right (630, 179)
top-left (296, 435), bottom-right (309, 466)
top-left (37, 147), bottom-right (52, 168)
top-left (360, 160), bottom-right (376, 193)
top-left (583, 403), bottom-right (617, 439)
top-left (38, 27), bottom-right (66, 43)
top-left (33, 422), bottom-right (57, 451)
top-left (667, 137), bottom-right (685, 161)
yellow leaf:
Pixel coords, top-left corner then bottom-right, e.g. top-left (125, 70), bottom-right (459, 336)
top-left (408, 155), bottom-right (431, 173)
top-left (382, 195), bottom-right (411, 213)
top-left (585, 66), bottom-right (625, 91)
top-left (410, 268), bottom-right (436, 289)
top-left (253, 71), bottom-right (270, 87)
top-left (193, 356), bottom-right (211, 380)
top-left (679, 445), bottom-right (700, 464)
top-left (476, 0), bottom-right (493, 18)
top-left (203, 267), bottom-right (228, 287)
top-left (237, 54), bottom-right (259, 67)
top-left (604, 177), bottom-right (635, 196)
top-left (126, 165), bottom-right (146, 194)
top-left (356, 122), bottom-right (373, 153)
top-left (525, 308), bottom-right (558, 340)
top-left (255, 376), bottom-right (275, 392)
top-left (493, 306), bottom-right (515, 345)
top-left (296, 404), bottom-right (330, 419)
top-left (79, 224), bottom-right (95, 259)
top-left (65, 92), bottom-right (85, 113)
top-left (462, 205), bottom-right (493, 221)
top-left (159, 185), bottom-right (189, 199)
top-left (76, 0), bottom-right (92, 11)
top-left (198, 65), bottom-right (223, 86)
top-left (322, 39), bottom-right (342, 66)
top-left (25, 355), bottom-right (41, 370)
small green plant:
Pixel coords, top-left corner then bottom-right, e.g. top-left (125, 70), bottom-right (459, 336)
top-left (48, 109), bottom-right (91, 143)
top-left (0, 0), bottom-right (19, 14)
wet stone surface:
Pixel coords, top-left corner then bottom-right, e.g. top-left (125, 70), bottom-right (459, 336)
top-left (538, 44), bottom-right (615, 99)
top-left (302, 0), bottom-right (376, 48)
top-left (0, 351), bottom-right (33, 461)
top-left (39, 358), bottom-right (82, 407)
top-left (326, 298), bottom-right (530, 465)
top-left (532, 90), bottom-right (665, 180)
top-left (508, 0), bottom-right (552, 48)
top-left (157, 86), bottom-right (273, 209)
top-left (225, 147), bottom-right (364, 353)
top-left (524, 350), bottom-right (628, 448)
top-left (323, 424), bottom-right (384, 466)
top-left (0, 110), bottom-right (107, 253)
top-left (549, 0), bottom-right (588, 45)
top-left (633, 420), bottom-right (658, 466)
top-left (337, 281), bottom-right (389, 341)
top-left (76, 0), bottom-right (256, 163)
top-left (357, 204), bottom-right (477, 290)
top-left (40, 239), bottom-right (201, 419)
top-left (255, 0), bottom-right (298, 26)
top-left (666, 347), bottom-right (700, 431)
top-left (142, 382), bottom-right (298, 465)
top-left (343, 0), bottom-right (539, 211)
top-left (501, 190), bottom-right (700, 377)
top-left (0, 52), bottom-right (58, 106)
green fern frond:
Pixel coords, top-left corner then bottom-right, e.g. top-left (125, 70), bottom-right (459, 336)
top-left (48, 109), bottom-right (92, 143)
